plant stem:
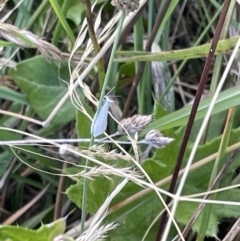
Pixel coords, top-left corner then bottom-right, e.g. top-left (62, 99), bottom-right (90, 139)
top-left (80, 11), bottom-right (126, 233)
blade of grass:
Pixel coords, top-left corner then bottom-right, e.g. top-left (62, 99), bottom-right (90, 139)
top-left (122, 0), bottom-right (179, 118)
top-left (80, 11), bottom-right (126, 233)
top-left (48, 0), bottom-right (76, 45)
top-left (142, 84), bottom-right (240, 133)
top-left (158, 1), bottom-right (232, 239)
top-left (134, 16), bottom-right (144, 114)
top-left (196, 1), bottom-right (236, 239)
top-left (52, 0), bottom-right (72, 46)
top-left (0, 86), bottom-right (29, 105)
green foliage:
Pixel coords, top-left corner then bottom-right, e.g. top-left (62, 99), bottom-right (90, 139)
top-left (1, 1), bottom-right (240, 240)
top-left (67, 177), bottom-right (119, 214)
top-left (0, 218), bottom-right (66, 241)
top-left (9, 56), bottom-right (75, 125)
top-left (76, 102), bottom-right (93, 148)
top-left (144, 85), bottom-right (240, 133)
top-left (67, 103), bottom-right (240, 239)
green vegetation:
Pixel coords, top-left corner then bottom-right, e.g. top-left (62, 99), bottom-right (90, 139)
top-left (1, 0), bottom-right (240, 240)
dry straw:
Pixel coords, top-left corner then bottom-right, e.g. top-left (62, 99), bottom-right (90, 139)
top-left (69, 166), bottom-right (140, 181)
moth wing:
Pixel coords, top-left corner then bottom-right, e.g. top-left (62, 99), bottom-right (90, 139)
top-left (91, 100), bottom-right (110, 137)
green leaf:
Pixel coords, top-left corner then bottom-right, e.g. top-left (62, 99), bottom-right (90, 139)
top-left (66, 0), bottom-right (85, 26)
top-left (9, 56), bottom-right (75, 125)
top-left (190, 111), bottom-right (228, 142)
top-left (76, 95), bottom-right (94, 148)
top-left (115, 36), bottom-right (239, 63)
top-left (106, 115), bottom-right (240, 239)
top-left (104, 104), bottom-right (181, 240)
top-left (119, 63), bottom-right (135, 77)
top-left (143, 103), bottom-right (180, 181)
top-left (106, 185), bottom-right (177, 241)
top-left (0, 218), bottom-right (66, 241)
top-left (48, 0), bottom-right (76, 44)
top-left (22, 206), bottom-right (54, 229)
top-left (176, 200), bottom-right (218, 236)
top-left (0, 86), bottom-right (29, 105)
top-left (144, 85), bottom-right (240, 133)
top-left (66, 176), bottom-right (118, 213)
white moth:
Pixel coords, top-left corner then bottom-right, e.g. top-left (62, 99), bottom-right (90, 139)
top-left (91, 96), bottom-right (113, 137)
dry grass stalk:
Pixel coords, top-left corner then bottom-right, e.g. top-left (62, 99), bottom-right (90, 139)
top-left (53, 234), bottom-right (74, 241)
top-left (59, 144), bottom-right (131, 162)
top-left (0, 57), bottom-right (17, 69)
top-left (77, 223), bottom-right (118, 241)
top-left (111, 0), bottom-right (140, 12)
top-left (77, 179), bottom-right (128, 241)
top-left (143, 130), bottom-right (174, 148)
top-left (117, 114), bottom-right (153, 135)
top-left (0, 23), bottom-right (62, 60)
top-left (0, 0), bottom-right (8, 11)
top-left (69, 166), bottom-right (141, 180)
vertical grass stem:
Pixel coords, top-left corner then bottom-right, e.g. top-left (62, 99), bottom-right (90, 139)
top-left (80, 11), bottom-right (126, 233)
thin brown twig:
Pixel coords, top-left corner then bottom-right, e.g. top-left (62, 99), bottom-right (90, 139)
top-left (155, 0), bottom-right (232, 240)
top-left (85, 0), bottom-right (105, 89)
top-left (54, 161), bottom-right (68, 220)
top-left (90, 3), bottom-right (147, 96)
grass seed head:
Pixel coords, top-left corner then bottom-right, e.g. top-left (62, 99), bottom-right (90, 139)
top-left (144, 130), bottom-right (174, 148)
top-left (117, 114), bottom-right (153, 135)
top-left (111, 0), bottom-right (140, 12)
top-left (0, 23), bottom-right (62, 61)
top-left (59, 144), bottom-right (131, 162)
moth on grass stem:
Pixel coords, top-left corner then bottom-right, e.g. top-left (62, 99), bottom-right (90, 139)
top-left (91, 96), bottom-right (114, 137)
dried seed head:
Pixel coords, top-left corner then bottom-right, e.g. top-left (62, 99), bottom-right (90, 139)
top-left (84, 145), bottom-right (131, 161)
top-left (0, 23), bottom-right (62, 60)
top-left (144, 130), bottom-right (174, 148)
top-left (59, 144), bottom-right (131, 162)
top-left (117, 114), bottom-right (153, 135)
top-left (79, 166), bottom-right (141, 180)
top-left (111, 0), bottom-right (140, 12)
top-left (59, 144), bottom-right (74, 156)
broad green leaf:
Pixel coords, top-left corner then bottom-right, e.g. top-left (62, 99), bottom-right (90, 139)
top-left (66, 177), bottom-right (118, 213)
top-left (22, 206), bottom-right (54, 229)
top-left (189, 111), bottom-right (228, 142)
top-left (0, 218), bottom-right (66, 241)
top-left (38, 217), bottom-right (66, 239)
top-left (106, 114), bottom-right (240, 239)
top-left (66, 0), bottom-right (85, 26)
top-left (104, 104), bottom-right (182, 240)
top-left (143, 103), bottom-right (180, 181)
top-left (9, 56), bottom-right (75, 125)
top-left (106, 184), bottom-right (177, 241)
top-left (144, 85), bottom-right (240, 133)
